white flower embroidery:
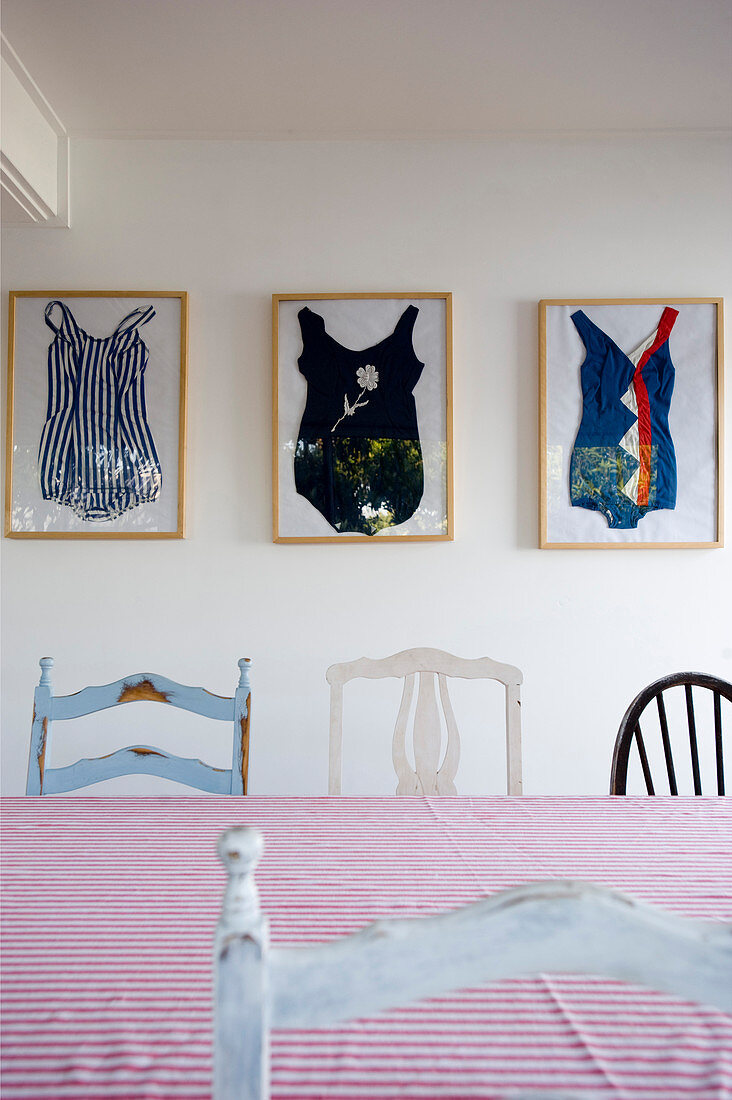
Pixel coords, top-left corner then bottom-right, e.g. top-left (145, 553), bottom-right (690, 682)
top-left (332, 364), bottom-right (379, 433)
top-left (356, 364), bottom-right (379, 391)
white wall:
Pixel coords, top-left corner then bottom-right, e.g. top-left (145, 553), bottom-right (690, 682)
top-left (2, 134), bottom-right (731, 795)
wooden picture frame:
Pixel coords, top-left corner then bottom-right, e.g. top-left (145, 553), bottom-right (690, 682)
top-left (5, 291), bottom-right (188, 539)
top-left (539, 298), bottom-right (724, 549)
top-left (273, 292), bottom-right (453, 543)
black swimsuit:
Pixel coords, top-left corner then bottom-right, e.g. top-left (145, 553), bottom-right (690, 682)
top-left (294, 306), bottom-right (425, 535)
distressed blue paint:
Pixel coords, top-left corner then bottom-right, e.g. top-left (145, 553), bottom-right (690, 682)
top-left (231, 658), bottom-right (252, 795)
top-left (26, 657), bottom-right (252, 796)
top-left (43, 747), bottom-right (231, 795)
top-left (52, 674), bottom-right (234, 722)
top-left (27, 658), bottom-right (55, 796)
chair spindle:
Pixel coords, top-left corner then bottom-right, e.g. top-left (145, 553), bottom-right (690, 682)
top-left (656, 694), bottom-right (677, 795)
top-left (685, 685), bottom-right (702, 795)
top-left (714, 691), bottom-right (724, 795)
top-left (634, 724), bottom-right (655, 795)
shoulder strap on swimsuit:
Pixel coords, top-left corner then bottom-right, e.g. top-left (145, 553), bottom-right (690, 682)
top-left (298, 306), bottom-right (326, 337)
top-left (393, 304), bottom-right (419, 341)
top-left (656, 306), bottom-right (679, 344)
top-left (44, 300), bottom-right (83, 346)
top-left (570, 309), bottom-right (598, 349)
top-left (111, 305), bottom-right (156, 342)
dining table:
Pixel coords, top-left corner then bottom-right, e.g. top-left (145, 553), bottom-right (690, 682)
top-left (2, 795), bottom-right (731, 1099)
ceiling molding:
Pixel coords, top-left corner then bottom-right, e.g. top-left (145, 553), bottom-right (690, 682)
top-left (1, 34), bottom-right (69, 227)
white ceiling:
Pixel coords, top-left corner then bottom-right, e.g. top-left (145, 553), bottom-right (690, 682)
top-left (2, 0), bottom-right (731, 138)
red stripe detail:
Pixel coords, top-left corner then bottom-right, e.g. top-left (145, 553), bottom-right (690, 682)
top-left (633, 308), bottom-right (678, 506)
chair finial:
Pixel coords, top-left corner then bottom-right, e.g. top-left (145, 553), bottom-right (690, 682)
top-left (217, 826), bottom-right (264, 930)
top-left (38, 657), bottom-right (54, 687)
top-left (237, 657), bottom-right (252, 690)
top-left (219, 825), bottom-right (262, 871)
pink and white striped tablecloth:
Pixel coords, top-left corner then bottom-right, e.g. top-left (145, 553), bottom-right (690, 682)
top-left (2, 796), bottom-right (731, 1099)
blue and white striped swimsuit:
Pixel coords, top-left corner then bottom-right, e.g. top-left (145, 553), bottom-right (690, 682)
top-left (39, 301), bottom-right (163, 521)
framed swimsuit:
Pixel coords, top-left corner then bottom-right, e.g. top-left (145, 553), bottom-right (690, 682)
top-left (273, 293), bottom-right (453, 543)
top-left (5, 291), bottom-right (188, 539)
top-left (539, 298), bottom-right (724, 549)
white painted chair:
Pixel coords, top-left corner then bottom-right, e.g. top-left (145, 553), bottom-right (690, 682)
top-left (326, 647), bottom-right (523, 795)
top-left (213, 826), bottom-right (732, 1100)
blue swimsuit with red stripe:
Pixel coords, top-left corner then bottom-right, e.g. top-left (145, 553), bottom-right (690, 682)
top-left (569, 308), bottom-right (678, 529)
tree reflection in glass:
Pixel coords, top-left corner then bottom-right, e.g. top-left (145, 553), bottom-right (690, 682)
top-left (295, 437), bottom-right (425, 536)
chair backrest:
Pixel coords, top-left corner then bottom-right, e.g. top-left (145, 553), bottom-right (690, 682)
top-left (213, 825), bottom-right (732, 1100)
top-left (610, 672), bottom-right (732, 795)
top-left (326, 646), bottom-right (522, 795)
top-left (26, 657), bottom-right (252, 795)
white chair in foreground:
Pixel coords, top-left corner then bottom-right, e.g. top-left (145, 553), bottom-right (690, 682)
top-left (213, 826), bottom-right (732, 1100)
top-left (326, 646), bottom-right (523, 795)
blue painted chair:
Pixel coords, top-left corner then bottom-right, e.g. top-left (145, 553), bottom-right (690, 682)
top-left (26, 657), bottom-right (252, 795)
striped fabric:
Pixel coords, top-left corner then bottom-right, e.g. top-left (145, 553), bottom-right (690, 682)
top-left (39, 301), bottom-right (162, 521)
top-left (1, 796), bottom-right (731, 1099)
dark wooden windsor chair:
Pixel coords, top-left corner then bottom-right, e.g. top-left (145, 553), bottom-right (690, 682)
top-left (610, 672), bottom-right (732, 795)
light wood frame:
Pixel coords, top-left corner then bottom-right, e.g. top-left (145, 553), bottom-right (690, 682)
top-left (5, 290), bottom-right (188, 539)
top-left (539, 298), bottom-right (724, 549)
top-left (273, 292), bottom-right (453, 543)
